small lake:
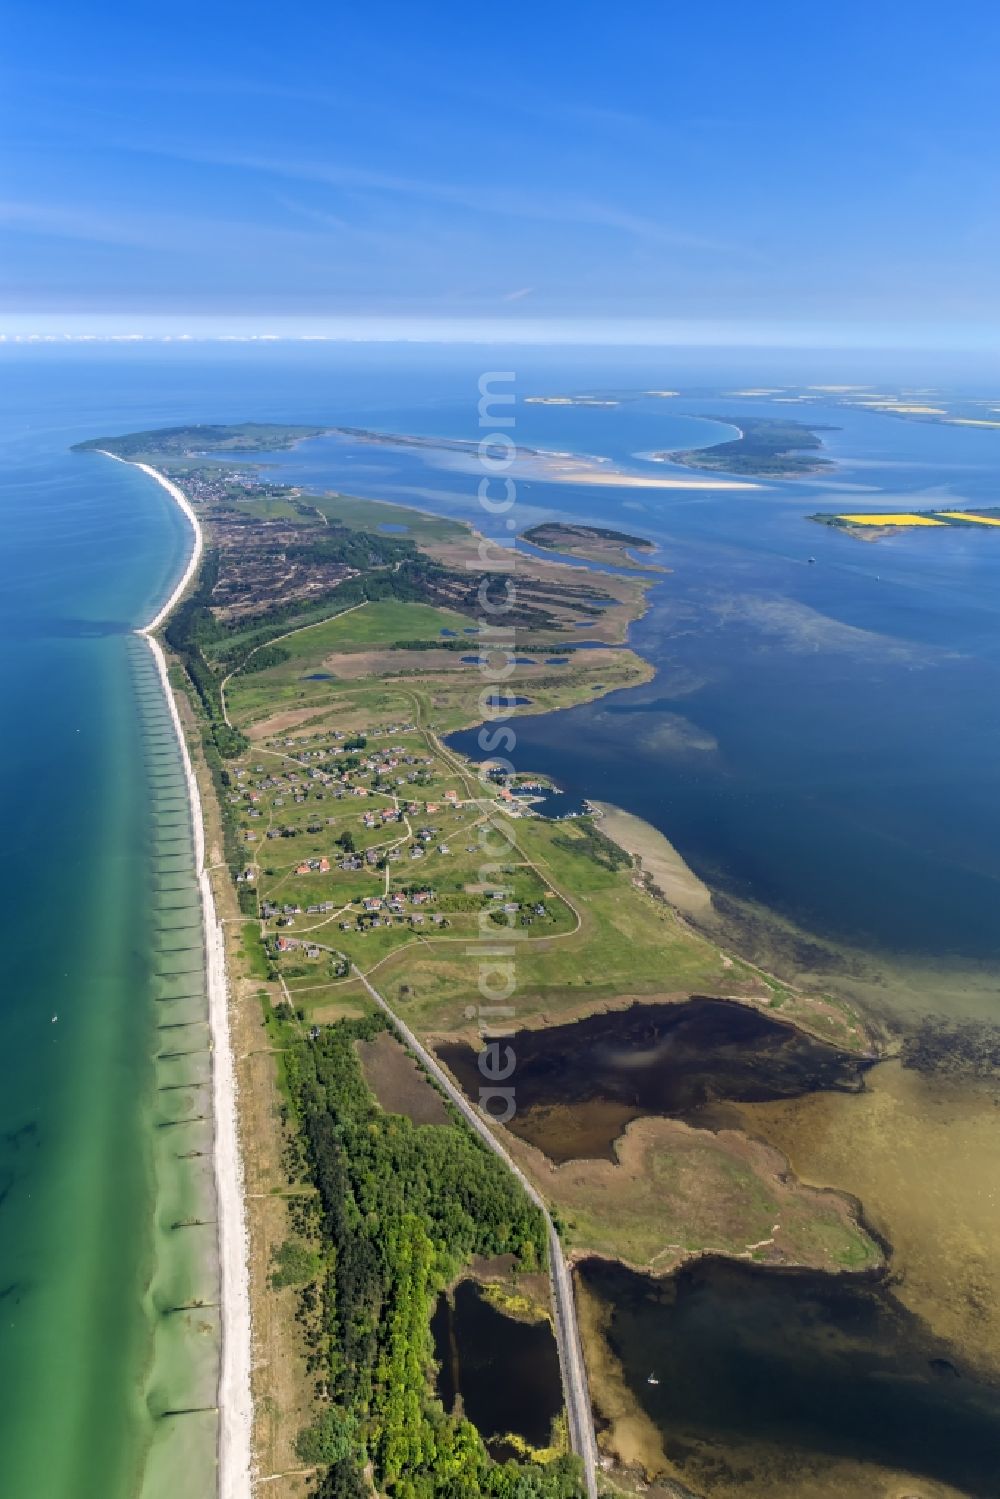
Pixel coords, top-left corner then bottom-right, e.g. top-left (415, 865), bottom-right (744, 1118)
top-left (437, 998), bottom-right (872, 1161)
top-left (431, 1279), bottom-right (563, 1453)
top-left (485, 694), bottom-right (532, 709)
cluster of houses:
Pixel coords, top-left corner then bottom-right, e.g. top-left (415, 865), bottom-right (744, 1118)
top-left (347, 888), bottom-right (447, 932)
top-left (236, 722), bottom-right (508, 958)
top-left (233, 741), bottom-right (463, 846)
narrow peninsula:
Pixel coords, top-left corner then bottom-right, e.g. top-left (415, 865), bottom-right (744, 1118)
top-left (78, 421), bottom-right (886, 1499)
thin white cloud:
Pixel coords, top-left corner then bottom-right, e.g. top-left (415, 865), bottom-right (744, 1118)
top-left (0, 196), bottom-right (344, 257)
top-left (114, 141), bottom-right (743, 257)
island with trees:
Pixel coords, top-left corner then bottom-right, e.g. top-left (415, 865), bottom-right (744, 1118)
top-left (521, 522), bottom-right (666, 572)
top-left (657, 414), bottom-right (838, 478)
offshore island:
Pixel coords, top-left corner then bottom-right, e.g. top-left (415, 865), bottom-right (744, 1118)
top-left (811, 505), bottom-right (1000, 538)
top-left (74, 421), bottom-right (998, 1499)
top-left (652, 414), bottom-right (838, 479)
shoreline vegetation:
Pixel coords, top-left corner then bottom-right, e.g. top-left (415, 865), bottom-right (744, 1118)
top-left (85, 421), bottom-right (899, 1498)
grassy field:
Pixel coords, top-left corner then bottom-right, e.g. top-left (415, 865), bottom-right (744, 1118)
top-left (376, 814), bottom-right (764, 1037)
top-left (310, 489), bottom-right (468, 544)
top-left (226, 597), bottom-right (654, 735)
top-left (277, 599), bottom-right (470, 656)
top-left (512, 1115), bottom-right (880, 1274)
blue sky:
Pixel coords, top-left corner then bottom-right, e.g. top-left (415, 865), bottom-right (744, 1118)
top-left (3, 1), bottom-right (1000, 344)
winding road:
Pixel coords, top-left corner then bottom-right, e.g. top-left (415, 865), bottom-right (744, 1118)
top-left (352, 965), bottom-right (599, 1498)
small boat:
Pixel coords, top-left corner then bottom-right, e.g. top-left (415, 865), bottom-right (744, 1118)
top-left (807, 556), bottom-right (816, 564)
top-left (647, 1373), bottom-right (660, 1386)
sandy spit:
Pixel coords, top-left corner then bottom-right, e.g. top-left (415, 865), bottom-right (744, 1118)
top-left (590, 800), bottom-right (712, 917)
top-left (546, 469), bottom-right (759, 491)
top-left (100, 453), bottom-right (254, 1499)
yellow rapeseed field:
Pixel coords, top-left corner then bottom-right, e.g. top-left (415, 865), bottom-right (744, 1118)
top-left (934, 511), bottom-right (1000, 526)
top-left (836, 513), bottom-right (947, 526)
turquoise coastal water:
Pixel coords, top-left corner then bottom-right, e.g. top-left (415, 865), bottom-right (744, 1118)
top-left (0, 403), bottom-right (216, 1496)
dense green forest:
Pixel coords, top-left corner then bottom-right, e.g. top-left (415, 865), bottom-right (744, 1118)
top-left (281, 1014), bottom-right (585, 1499)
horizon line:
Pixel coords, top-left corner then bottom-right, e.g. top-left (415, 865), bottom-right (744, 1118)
top-left (3, 314), bottom-right (1000, 353)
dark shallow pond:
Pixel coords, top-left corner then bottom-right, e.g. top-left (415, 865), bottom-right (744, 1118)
top-left (431, 1279), bottom-right (563, 1453)
top-left (437, 998), bottom-right (873, 1161)
top-left (581, 1256), bottom-right (1000, 1497)
top-left (486, 694), bottom-right (532, 709)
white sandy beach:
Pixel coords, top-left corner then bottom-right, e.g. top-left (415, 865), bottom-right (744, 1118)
top-left (100, 453), bottom-right (253, 1499)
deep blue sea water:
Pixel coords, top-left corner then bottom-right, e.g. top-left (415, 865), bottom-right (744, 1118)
top-left (2, 341), bottom-right (1000, 1495)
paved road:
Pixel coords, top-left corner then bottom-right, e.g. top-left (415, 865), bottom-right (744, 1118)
top-left (352, 966), bottom-right (599, 1499)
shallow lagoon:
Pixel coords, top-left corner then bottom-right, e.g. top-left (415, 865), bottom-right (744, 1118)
top-left (579, 1255), bottom-right (1000, 1499)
